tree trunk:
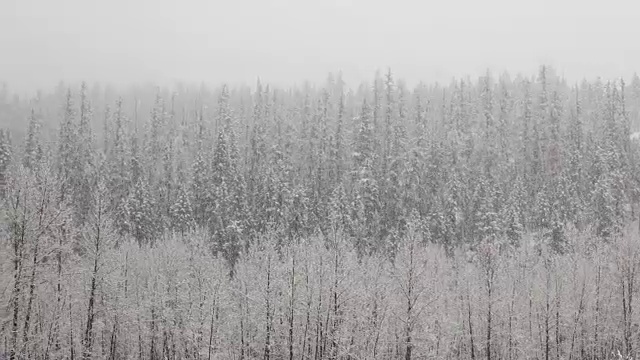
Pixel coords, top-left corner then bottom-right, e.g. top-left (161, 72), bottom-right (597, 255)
top-left (594, 265), bottom-right (601, 360)
top-left (568, 276), bottom-right (585, 360)
top-left (22, 224), bottom-right (41, 355)
top-left (487, 275), bottom-right (492, 360)
top-left (508, 277), bottom-right (516, 360)
top-left (468, 289), bottom-right (476, 360)
top-left (263, 254), bottom-right (272, 360)
top-left (289, 255), bottom-right (296, 360)
top-left (82, 256), bottom-right (99, 360)
top-left (10, 200), bottom-right (26, 360)
top-left (70, 302), bottom-right (76, 360)
top-left (405, 240), bottom-right (415, 360)
top-left (208, 294), bottom-right (217, 360)
top-left (545, 270), bottom-right (550, 360)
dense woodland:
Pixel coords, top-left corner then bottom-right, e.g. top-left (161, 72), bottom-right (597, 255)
top-left (2, 66), bottom-right (640, 359)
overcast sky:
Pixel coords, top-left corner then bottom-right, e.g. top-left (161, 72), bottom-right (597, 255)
top-left (1, 0), bottom-right (638, 94)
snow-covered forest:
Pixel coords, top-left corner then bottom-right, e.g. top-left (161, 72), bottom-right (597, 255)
top-left (2, 66), bottom-right (640, 359)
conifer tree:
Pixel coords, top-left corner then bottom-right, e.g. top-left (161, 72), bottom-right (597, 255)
top-left (125, 177), bottom-right (157, 246)
top-left (74, 82), bottom-right (96, 225)
top-left (352, 98), bottom-right (381, 252)
top-left (474, 176), bottom-right (501, 244)
top-left (481, 70), bottom-right (496, 175)
top-left (567, 86), bottom-right (585, 225)
top-left (23, 110), bottom-right (40, 170)
top-left (170, 184), bottom-right (195, 236)
top-left (333, 92), bottom-right (345, 184)
top-left (211, 85), bottom-right (246, 265)
top-left (0, 129), bottom-right (11, 197)
top-left (106, 98), bottom-right (132, 234)
top-left (383, 68), bottom-right (396, 180)
top-left (191, 142), bottom-right (210, 228)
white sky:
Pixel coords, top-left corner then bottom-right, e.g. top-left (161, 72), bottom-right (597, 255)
top-left (1, 0), bottom-right (639, 93)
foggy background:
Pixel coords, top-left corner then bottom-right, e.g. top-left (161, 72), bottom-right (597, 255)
top-left (1, 0), bottom-right (638, 94)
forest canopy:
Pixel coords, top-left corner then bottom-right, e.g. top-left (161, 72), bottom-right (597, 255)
top-left (2, 67), bottom-right (640, 254)
top-left (2, 66), bottom-right (640, 359)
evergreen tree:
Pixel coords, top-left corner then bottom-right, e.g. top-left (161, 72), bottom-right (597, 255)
top-left (23, 110), bottom-right (41, 170)
top-left (147, 91), bottom-right (166, 187)
top-left (383, 68), bottom-right (396, 179)
top-left (248, 80), bottom-right (268, 233)
top-left (502, 177), bottom-right (525, 244)
top-left (567, 86), bottom-right (585, 225)
top-left (74, 82), bottom-right (96, 225)
top-left (0, 129), bottom-right (11, 197)
top-left (191, 142), bottom-right (210, 228)
top-left (473, 176), bottom-right (501, 244)
top-left (170, 184), bottom-right (195, 236)
top-left (352, 98), bottom-right (381, 252)
top-left (480, 70), bottom-right (496, 175)
top-left (125, 177), bottom-right (157, 246)
top-left (106, 98), bottom-right (132, 233)
top-left (57, 88), bottom-right (79, 220)
top-left (333, 92), bottom-right (345, 184)
top-left (211, 85), bottom-right (246, 266)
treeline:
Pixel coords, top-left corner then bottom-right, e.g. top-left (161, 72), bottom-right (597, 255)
top-left (2, 67), bottom-right (640, 259)
top-left (2, 67), bottom-right (640, 358)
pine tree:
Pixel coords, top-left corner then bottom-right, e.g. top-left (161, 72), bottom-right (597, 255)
top-left (74, 82), bottom-right (96, 225)
top-left (191, 144), bottom-right (210, 228)
top-left (383, 68), bottom-right (396, 180)
top-left (333, 92), bottom-right (345, 184)
top-left (248, 80), bottom-right (267, 233)
top-left (125, 177), bottom-right (157, 246)
top-left (413, 86), bottom-right (427, 148)
top-left (548, 90), bottom-right (563, 176)
top-left (102, 105), bottom-right (111, 155)
top-left (23, 109), bottom-right (40, 170)
top-left (521, 79), bottom-right (533, 177)
top-left (352, 98), bottom-right (381, 252)
top-left (0, 128), bottom-right (12, 197)
top-left (148, 91), bottom-right (166, 187)
top-left (537, 66), bottom-right (550, 176)
top-left (170, 184), bottom-right (195, 236)
top-left (502, 177), bottom-right (525, 244)
top-left (156, 93), bottom-right (179, 226)
top-left (481, 70), bottom-right (496, 175)
top-left (589, 83), bottom-right (628, 240)
top-left (106, 98), bottom-right (132, 234)
top-left (473, 176), bottom-right (501, 244)
top-left (312, 89), bottom-right (332, 232)
top-left (372, 71), bottom-right (383, 158)
top-left (211, 85), bottom-right (246, 266)
top-left (385, 78), bottom-right (408, 240)
top-left (497, 78), bottom-right (512, 164)
top-left (130, 121), bottom-right (143, 187)
top-left (567, 86), bottom-right (585, 225)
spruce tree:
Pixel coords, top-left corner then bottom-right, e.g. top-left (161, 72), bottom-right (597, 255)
top-left (23, 109), bottom-right (40, 170)
top-left (211, 85), bottom-right (246, 266)
top-left (170, 184), bottom-right (195, 236)
top-left (0, 129), bottom-right (11, 197)
top-left (352, 98), bottom-right (381, 252)
top-left (125, 177), bottom-right (157, 246)
top-left (74, 82), bottom-right (96, 225)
